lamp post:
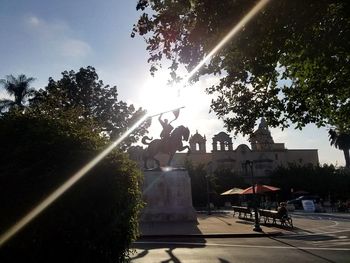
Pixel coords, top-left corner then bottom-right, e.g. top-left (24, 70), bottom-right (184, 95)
top-left (206, 162), bottom-right (212, 215)
top-left (245, 160), bottom-right (262, 232)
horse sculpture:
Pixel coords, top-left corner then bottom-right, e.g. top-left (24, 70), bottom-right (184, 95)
top-left (141, 125), bottom-right (191, 169)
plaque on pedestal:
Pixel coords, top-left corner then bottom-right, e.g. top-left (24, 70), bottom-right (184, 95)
top-left (141, 168), bottom-right (197, 222)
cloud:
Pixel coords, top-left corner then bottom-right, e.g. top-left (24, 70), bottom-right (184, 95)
top-left (25, 15), bottom-right (69, 34)
top-left (60, 39), bottom-right (92, 58)
top-left (28, 16), bottom-right (40, 27)
top-left (24, 15), bottom-right (92, 58)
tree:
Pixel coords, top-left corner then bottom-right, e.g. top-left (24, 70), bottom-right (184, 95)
top-left (133, 1), bottom-right (350, 135)
top-left (0, 111), bottom-right (143, 262)
top-left (0, 74), bottom-right (35, 112)
top-left (270, 164), bottom-right (350, 201)
top-left (30, 66), bottom-right (150, 149)
top-left (213, 167), bottom-right (247, 195)
top-left (329, 128), bottom-right (350, 168)
top-left (185, 161), bottom-right (210, 207)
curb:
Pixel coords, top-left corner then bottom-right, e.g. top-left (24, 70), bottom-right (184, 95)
top-left (138, 231), bottom-right (282, 239)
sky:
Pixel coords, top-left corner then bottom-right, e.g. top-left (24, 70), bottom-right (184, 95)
top-left (0, 0), bottom-right (345, 166)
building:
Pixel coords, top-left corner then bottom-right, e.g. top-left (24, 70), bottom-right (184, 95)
top-left (128, 119), bottom-right (319, 181)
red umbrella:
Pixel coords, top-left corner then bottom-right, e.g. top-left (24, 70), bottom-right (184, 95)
top-left (240, 184), bottom-right (280, 194)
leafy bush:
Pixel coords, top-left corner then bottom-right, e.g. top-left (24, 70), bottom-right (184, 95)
top-left (270, 164), bottom-right (350, 201)
top-left (186, 161), bottom-right (209, 207)
top-left (0, 112), bottom-right (143, 262)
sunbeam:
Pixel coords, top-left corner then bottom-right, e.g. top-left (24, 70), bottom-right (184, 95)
top-left (0, 114), bottom-right (149, 247)
top-left (182, 0), bottom-right (270, 85)
top-left (0, 0), bottom-right (270, 247)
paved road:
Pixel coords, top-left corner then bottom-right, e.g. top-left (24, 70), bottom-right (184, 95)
top-left (131, 213), bottom-right (350, 262)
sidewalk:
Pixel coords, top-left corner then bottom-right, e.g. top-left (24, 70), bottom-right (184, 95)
top-left (139, 212), bottom-right (290, 238)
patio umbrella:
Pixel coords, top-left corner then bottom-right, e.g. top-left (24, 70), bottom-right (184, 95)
top-left (220, 187), bottom-right (244, 195)
top-left (240, 184), bottom-right (280, 194)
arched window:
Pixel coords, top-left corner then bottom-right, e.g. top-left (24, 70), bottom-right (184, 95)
top-left (217, 141), bottom-right (221, 151)
top-left (224, 141), bottom-right (229, 151)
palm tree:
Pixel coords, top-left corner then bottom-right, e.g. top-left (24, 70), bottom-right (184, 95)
top-left (329, 128), bottom-right (350, 169)
top-left (0, 74), bottom-right (35, 112)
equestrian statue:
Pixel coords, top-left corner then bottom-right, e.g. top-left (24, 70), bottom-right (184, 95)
top-left (142, 108), bottom-right (191, 169)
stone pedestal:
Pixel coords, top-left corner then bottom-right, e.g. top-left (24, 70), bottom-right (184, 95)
top-left (141, 168), bottom-right (197, 222)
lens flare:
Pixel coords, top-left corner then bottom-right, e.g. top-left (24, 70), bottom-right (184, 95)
top-left (0, 114), bottom-right (149, 247)
top-left (0, 0), bottom-right (270, 247)
top-left (182, 0), bottom-right (270, 85)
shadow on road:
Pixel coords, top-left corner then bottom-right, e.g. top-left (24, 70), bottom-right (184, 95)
top-left (130, 237), bottom-right (206, 262)
top-left (139, 219), bottom-right (202, 236)
top-left (214, 216), bottom-right (232, 226)
top-left (218, 257), bottom-right (231, 263)
top-left (161, 248), bottom-right (181, 263)
top-left (278, 233), bottom-right (337, 242)
top-left (269, 236), bottom-right (337, 263)
top-left (235, 219), bottom-right (254, 225)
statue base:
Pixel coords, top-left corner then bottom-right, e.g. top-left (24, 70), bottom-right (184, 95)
top-left (141, 168), bottom-right (197, 222)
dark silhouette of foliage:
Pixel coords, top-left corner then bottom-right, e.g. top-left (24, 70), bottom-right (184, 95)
top-left (30, 66), bottom-right (150, 149)
top-left (211, 168), bottom-right (248, 207)
top-left (329, 128), bottom-right (350, 168)
top-left (0, 111), bottom-right (143, 263)
top-left (270, 164), bottom-right (350, 201)
top-left (213, 167), bottom-right (247, 195)
top-left (133, 1), bottom-right (350, 135)
top-left (185, 161), bottom-right (210, 207)
top-left (0, 74), bottom-right (35, 112)
top-left (185, 161), bottom-right (248, 207)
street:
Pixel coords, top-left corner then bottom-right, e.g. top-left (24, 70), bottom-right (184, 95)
top-left (131, 213), bottom-right (350, 262)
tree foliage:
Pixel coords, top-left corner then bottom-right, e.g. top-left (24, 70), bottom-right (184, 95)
top-left (0, 67), bottom-right (151, 261)
top-left (213, 167), bottom-right (247, 195)
top-left (185, 161), bottom-right (210, 207)
top-left (30, 66), bottom-right (150, 149)
top-left (133, 1), bottom-right (350, 135)
top-left (185, 161), bottom-right (248, 207)
top-left (0, 74), bottom-right (35, 112)
top-left (270, 164), bottom-right (350, 201)
top-left (0, 111), bottom-right (143, 262)
top-left (329, 128), bottom-right (350, 168)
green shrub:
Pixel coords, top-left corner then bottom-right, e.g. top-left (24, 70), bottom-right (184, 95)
top-left (270, 164), bottom-right (350, 201)
top-left (0, 112), bottom-right (143, 262)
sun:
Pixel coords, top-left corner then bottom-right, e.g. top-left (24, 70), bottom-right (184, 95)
top-left (139, 71), bottom-right (181, 115)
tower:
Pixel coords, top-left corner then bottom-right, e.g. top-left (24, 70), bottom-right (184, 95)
top-left (212, 132), bottom-right (233, 152)
top-left (250, 118), bottom-right (274, 151)
top-left (189, 130), bottom-right (207, 153)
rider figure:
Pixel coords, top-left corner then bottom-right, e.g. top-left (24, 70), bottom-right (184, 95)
top-left (277, 202), bottom-right (289, 223)
top-left (159, 113), bottom-right (174, 141)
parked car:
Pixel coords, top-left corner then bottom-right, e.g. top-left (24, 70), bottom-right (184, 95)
top-left (287, 195), bottom-right (320, 209)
